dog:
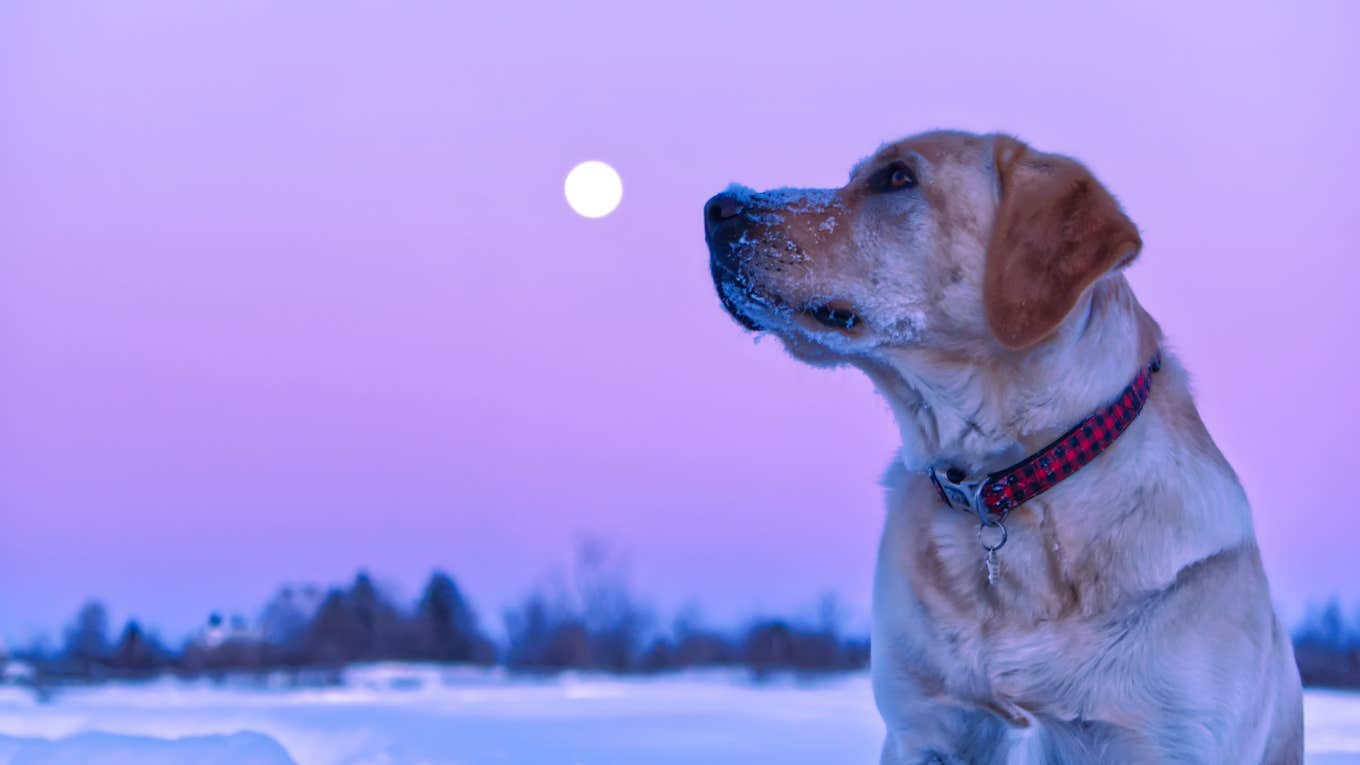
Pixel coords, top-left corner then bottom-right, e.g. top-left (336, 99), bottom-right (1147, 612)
top-left (704, 131), bottom-right (1302, 764)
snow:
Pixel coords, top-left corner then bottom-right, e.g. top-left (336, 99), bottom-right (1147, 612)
top-left (0, 731), bottom-right (293, 765)
top-left (721, 183), bottom-right (846, 216)
top-left (0, 667), bottom-right (1356, 764)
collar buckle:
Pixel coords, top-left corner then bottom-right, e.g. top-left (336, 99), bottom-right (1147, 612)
top-left (928, 467), bottom-right (991, 524)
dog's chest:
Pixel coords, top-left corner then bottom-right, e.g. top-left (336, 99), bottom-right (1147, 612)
top-left (875, 482), bottom-right (1118, 720)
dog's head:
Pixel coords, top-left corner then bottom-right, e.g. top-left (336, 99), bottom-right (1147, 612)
top-left (704, 131), bottom-right (1140, 363)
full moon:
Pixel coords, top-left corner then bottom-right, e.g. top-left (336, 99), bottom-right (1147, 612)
top-left (564, 160), bottom-right (623, 218)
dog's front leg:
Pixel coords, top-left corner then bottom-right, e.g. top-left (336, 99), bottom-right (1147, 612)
top-left (877, 706), bottom-right (1010, 765)
top-left (880, 735), bottom-right (944, 765)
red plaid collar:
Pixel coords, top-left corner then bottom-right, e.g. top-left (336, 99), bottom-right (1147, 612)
top-left (929, 352), bottom-right (1162, 523)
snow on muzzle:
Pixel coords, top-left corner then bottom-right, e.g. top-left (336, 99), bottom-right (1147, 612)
top-left (704, 184), bottom-right (858, 333)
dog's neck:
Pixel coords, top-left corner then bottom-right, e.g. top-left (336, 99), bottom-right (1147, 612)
top-left (865, 276), bottom-right (1256, 606)
top-left (864, 276), bottom-right (1161, 478)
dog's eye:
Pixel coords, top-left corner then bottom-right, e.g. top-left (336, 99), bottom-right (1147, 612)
top-left (871, 162), bottom-right (916, 193)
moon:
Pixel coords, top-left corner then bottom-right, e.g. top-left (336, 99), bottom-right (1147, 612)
top-left (564, 160), bottom-right (623, 218)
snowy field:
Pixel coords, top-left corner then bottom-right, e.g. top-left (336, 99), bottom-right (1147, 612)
top-left (0, 665), bottom-right (1357, 764)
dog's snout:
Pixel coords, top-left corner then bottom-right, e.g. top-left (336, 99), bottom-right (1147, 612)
top-left (704, 192), bottom-right (745, 237)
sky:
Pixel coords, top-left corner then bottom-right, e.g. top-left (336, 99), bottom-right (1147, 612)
top-left (1, 1), bottom-right (1357, 642)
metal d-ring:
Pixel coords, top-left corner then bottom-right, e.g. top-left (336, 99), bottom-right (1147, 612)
top-left (976, 518), bottom-right (1008, 552)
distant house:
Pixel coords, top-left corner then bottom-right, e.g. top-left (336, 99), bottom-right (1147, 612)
top-left (192, 612), bottom-right (258, 650)
top-left (1, 658), bottom-right (35, 685)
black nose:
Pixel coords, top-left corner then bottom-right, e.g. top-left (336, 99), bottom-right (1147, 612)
top-left (704, 192), bottom-right (745, 238)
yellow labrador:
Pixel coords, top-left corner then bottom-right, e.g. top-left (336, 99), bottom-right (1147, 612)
top-left (704, 131), bottom-right (1302, 764)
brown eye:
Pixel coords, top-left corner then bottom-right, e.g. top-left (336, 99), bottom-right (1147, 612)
top-left (871, 161), bottom-right (916, 193)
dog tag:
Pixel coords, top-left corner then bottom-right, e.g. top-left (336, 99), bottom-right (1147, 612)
top-left (976, 519), bottom-right (1008, 587)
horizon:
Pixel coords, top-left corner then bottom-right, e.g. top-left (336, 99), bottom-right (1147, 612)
top-left (4, 1), bottom-right (1360, 644)
top-left (8, 554), bottom-right (1360, 651)
top-left (6, 542), bottom-right (875, 648)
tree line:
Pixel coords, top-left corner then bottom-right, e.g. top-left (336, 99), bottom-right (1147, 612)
top-left (5, 544), bottom-right (868, 686)
top-left (1293, 598), bottom-right (1360, 689)
top-left (7, 548), bottom-right (1357, 689)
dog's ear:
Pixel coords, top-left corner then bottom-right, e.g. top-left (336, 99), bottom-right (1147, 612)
top-left (984, 136), bottom-right (1141, 349)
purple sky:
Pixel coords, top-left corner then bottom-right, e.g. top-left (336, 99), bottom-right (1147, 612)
top-left (2, 2), bottom-right (1357, 642)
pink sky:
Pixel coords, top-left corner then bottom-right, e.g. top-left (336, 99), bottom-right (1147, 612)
top-left (2, 1), bottom-right (1357, 641)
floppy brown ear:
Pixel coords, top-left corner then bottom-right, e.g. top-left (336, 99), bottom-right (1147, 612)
top-left (984, 136), bottom-right (1141, 349)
